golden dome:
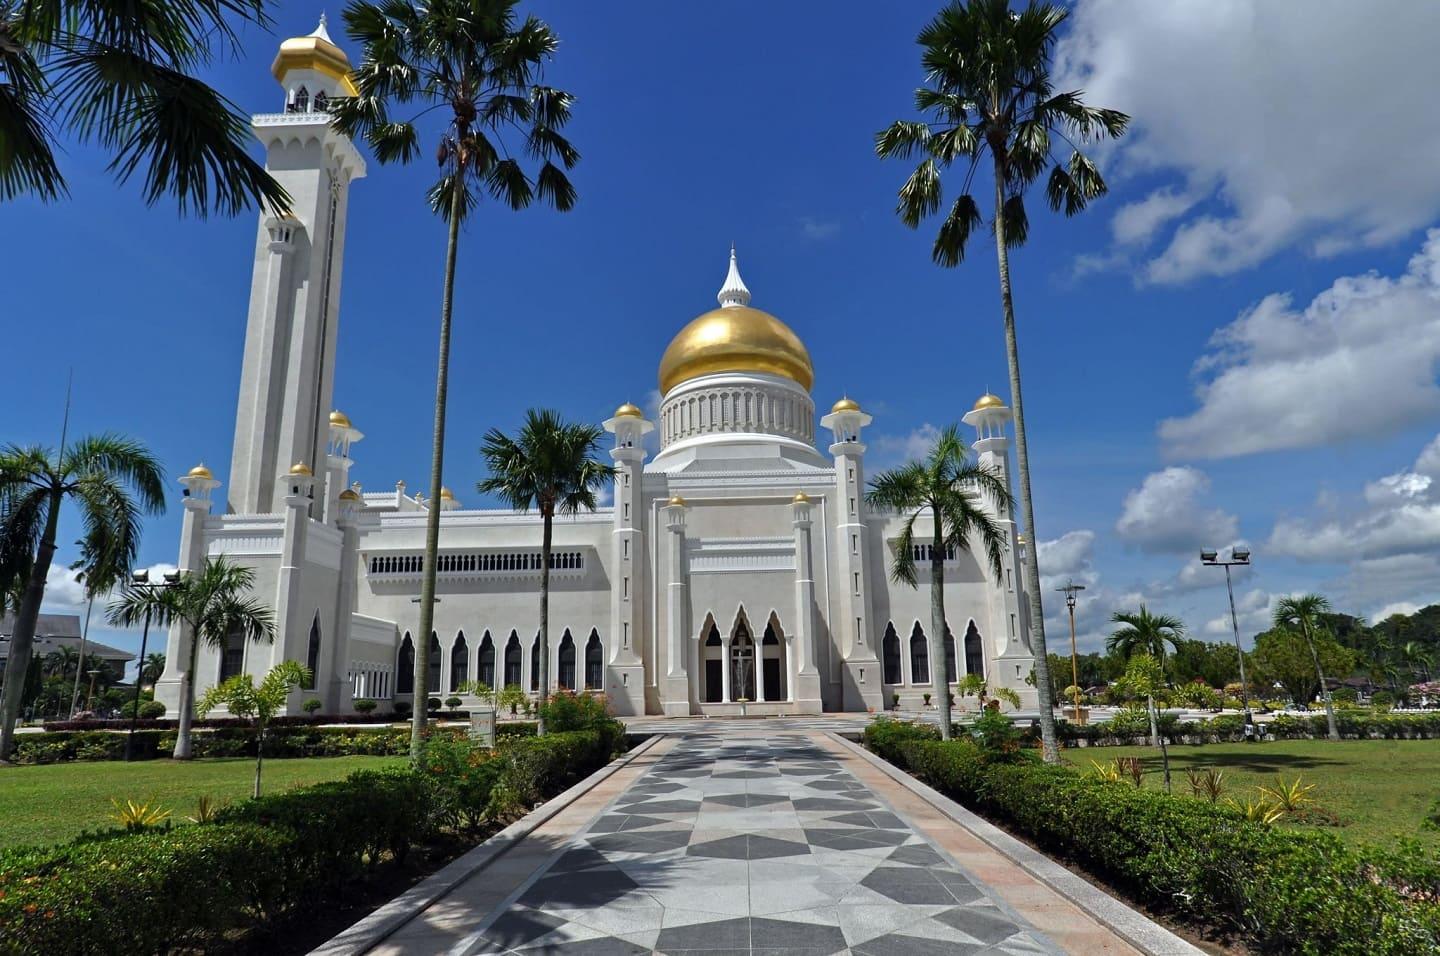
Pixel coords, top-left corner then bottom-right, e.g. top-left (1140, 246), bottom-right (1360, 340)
top-left (792, 491), bottom-right (812, 504)
top-left (614, 402), bottom-right (643, 419)
top-left (667, 494), bottom-right (687, 507)
top-left (329, 409), bottom-right (353, 428)
top-left (272, 18), bottom-right (358, 96)
top-left (440, 487), bottom-right (455, 501)
top-left (186, 463), bottom-right (213, 480)
top-left (831, 396), bottom-right (861, 414)
top-left (658, 306), bottom-right (814, 394)
top-left (338, 489), bottom-right (361, 502)
top-left (973, 393), bottom-right (1006, 411)
top-left (288, 461), bottom-right (313, 476)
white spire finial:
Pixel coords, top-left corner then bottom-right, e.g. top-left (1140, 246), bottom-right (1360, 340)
top-left (312, 13), bottom-right (333, 42)
top-left (717, 244), bottom-right (750, 308)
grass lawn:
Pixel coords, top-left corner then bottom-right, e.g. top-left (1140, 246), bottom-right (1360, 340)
top-left (0, 755), bottom-right (405, 850)
top-left (1062, 738), bottom-right (1440, 847)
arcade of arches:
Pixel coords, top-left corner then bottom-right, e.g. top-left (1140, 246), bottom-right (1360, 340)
top-left (880, 619), bottom-right (986, 688)
top-left (392, 627), bottom-right (605, 697)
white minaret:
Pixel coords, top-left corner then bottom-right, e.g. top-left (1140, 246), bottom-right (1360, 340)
top-left (602, 402), bottom-right (654, 716)
top-left (962, 392), bottom-right (1036, 702)
top-left (228, 17), bottom-right (366, 514)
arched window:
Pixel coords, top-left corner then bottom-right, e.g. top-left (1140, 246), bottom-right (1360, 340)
top-left (503, 631), bottom-right (522, 687)
top-left (909, 623), bottom-right (930, 686)
top-left (451, 632), bottom-right (469, 691)
top-left (294, 85), bottom-right (309, 112)
top-left (314, 91), bottom-right (328, 112)
top-left (396, 633), bottom-right (415, 694)
top-left (584, 630), bottom-right (603, 690)
top-left (304, 614), bottom-right (321, 689)
top-left (218, 626), bottom-right (246, 683)
top-left (530, 632), bottom-right (540, 691)
top-left (557, 630), bottom-right (576, 690)
top-left (428, 633), bottom-right (442, 694)
top-left (964, 621), bottom-right (985, 678)
top-left (943, 625), bottom-right (957, 683)
top-left (882, 623), bottom-right (901, 684)
top-left (478, 632), bottom-right (495, 688)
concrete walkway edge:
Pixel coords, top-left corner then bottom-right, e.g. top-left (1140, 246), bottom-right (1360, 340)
top-left (827, 733), bottom-right (1204, 956)
top-left (309, 734), bottom-right (665, 956)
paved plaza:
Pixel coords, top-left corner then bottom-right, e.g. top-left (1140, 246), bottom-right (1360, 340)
top-left (344, 726), bottom-right (1170, 956)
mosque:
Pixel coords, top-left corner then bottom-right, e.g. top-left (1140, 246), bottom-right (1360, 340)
top-left (154, 20), bottom-right (1038, 718)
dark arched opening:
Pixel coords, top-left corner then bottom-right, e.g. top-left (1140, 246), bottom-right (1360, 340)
top-left (451, 632), bottom-right (468, 691)
top-left (503, 631), bottom-right (522, 687)
top-left (964, 621), bottom-right (985, 677)
top-left (584, 630), bottom-right (603, 690)
top-left (882, 622), bottom-right (901, 684)
top-left (478, 631), bottom-right (495, 688)
top-left (396, 633), bottom-right (415, 694)
top-left (557, 630), bottom-right (576, 690)
top-left (909, 623), bottom-right (930, 686)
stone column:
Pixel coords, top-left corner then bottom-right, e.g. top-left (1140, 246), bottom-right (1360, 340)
top-left (791, 494), bottom-right (823, 713)
top-left (272, 465), bottom-right (316, 692)
top-left (721, 634), bottom-right (732, 703)
top-left (155, 467), bottom-right (219, 716)
top-left (602, 406), bottom-right (652, 715)
top-left (662, 496), bottom-right (690, 716)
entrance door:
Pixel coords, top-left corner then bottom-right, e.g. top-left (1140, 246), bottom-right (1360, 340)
top-left (762, 658), bottom-right (782, 701)
top-left (704, 659), bottom-right (723, 703)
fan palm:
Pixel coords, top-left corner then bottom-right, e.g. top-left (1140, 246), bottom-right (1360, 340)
top-left (865, 424), bottom-right (1013, 740)
top-left (0, 0), bottom-right (287, 214)
top-left (877, 0), bottom-right (1128, 762)
top-left (478, 410), bottom-right (612, 735)
top-left (0, 435), bottom-right (165, 762)
top-left (331, 0), bottom-right (579, 758)
top-left (1274, 594), bottom-right (1340, 740)
top-left (1108, 606), bottom-right (1184, 746)
top-left (108, 556), bottom-right (274, 759)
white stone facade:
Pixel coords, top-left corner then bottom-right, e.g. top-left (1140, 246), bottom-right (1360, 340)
top-left (153, 25), bottom-right (1038, 719)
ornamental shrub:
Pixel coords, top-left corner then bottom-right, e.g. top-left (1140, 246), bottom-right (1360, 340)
top-left (301, 698), bottom-right (322, 715)
top-left (538, 691), bottom-right (625, 754)
top-left (352, 698), bottom-right (377, 714)
top-left (863, 717), bottom-right (939, 764)
top-left (868, 736), bottom-right (1440, 953)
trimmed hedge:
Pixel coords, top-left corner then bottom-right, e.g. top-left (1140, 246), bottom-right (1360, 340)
top-left (0, 723), bottom-right (624, 955)
top-left (1046, 710), bottom-right (1440, 748)
top-left (864, 719), bottom-right (1440, 954)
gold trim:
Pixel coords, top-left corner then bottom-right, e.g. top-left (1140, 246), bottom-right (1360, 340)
top-left (271, 37), bottom-right (359, 97)
top-left (667, 494), bottom-right (687, 507)
top-left (288, 461), bottom-right (314, 476)
top-left (614, 402), bottom-right (643, 418)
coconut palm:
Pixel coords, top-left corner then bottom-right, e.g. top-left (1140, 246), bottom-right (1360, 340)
top-left (1274, 594), bottom-right (1340, 740)
top-left (331, 0), bottom-right (579, 759)
top-left (198, 660), bottom-right (309, 797)
top-left (877, 0), bottom-right (1128, 763)
top-left (1402, 641), bottom-right (1433, 683)
top-left (108, 556), bottom-right (274, 759)
top-left (866, 424), bottom-right (1013, 741)
top-left (478, 410), bottom-right (613, 736)
top-left (0, 435), bottom-right (165, 762)
top-left (42, 645), bottom-right (77, 679)
top-left (141, 652), bottom-right (167, 689)
top-left (1108, 607), bottom-right (1185, 747)
top-left (0, 0), bottom-right (287, 214)
top-left (67, 537), bottom-right (128, 717)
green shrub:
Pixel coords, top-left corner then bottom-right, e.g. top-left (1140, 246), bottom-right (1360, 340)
top-left (1373, 690), bottom-right (1396, 711)
top-left (394, 700), bottom-right (412, 716)
top-left (969, 710), bottom-right (1023, 761)
top-left (487, 729), bottom-right (617, 821)
top-left (862, 717), bottom-right (939, 765)
top-left (872, 737), bottom-right (1440, 954)
top-left (426, 697), bottom-right (442, 713)
top-left (352, 698), bottom-right (377, 714)
top-left (301, 698), bottom-right (322, 715)
top-left (444, 695), bottom-right (463, 712)
top-left (537, 691), bottom-right (625, 754)
top-left (418, 734), bottom-right (504, 829)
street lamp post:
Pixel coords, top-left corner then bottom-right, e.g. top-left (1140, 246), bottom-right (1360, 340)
top-left (85, 669), bottom-right (101, 712)
top-left (124, 569), bottom-right (182, 761)
top-left (1056, 582), bottom-right (1086, 725)
top-left (1201, 548), bottom-right (1255, 736)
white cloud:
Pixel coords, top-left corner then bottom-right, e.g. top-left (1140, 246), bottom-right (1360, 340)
top-left (39, 561), bottom-right (179, 627)
top-left (1115, 467), bottom-right (1238, 554)
top-left (1269, 432), bottom-right (1440, 562)
top-left (1375, 601), bottom-right (1423, 622)
top-left (1036, 530), bottom-right (1099, 590)
top-left (1201, 587), bottom-right (1275, 638)
top-left (872, 423), bottom-right (941, 467)
top-left (1159, 233), bottom-right (1440, 459)
top-left (1057, 0), bottom-right (1440, 283)
top-left (799, 217), bottom-right (840, 241)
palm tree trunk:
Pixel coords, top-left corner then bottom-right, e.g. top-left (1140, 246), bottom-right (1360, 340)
top-left (0, 490), bottom-right (62, 763)
top-left (991, 168), bottom-right (1058, 763)
top-left (537, 509), bottom-right (553, 736)
top-left (173, 623), bottom-right (200, 759)
top-left (411, 176), bottom-right (465, 761)
top-left (1303, 623), bottom-right (1340, 740)
top-left (930, 511), bottom-right (952, 741)
top-left (254, 722), bottom-right (265, 798)
top-left (69, 594), bottom-right (94, 718)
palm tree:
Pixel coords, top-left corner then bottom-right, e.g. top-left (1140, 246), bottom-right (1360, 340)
top-left (141, 653), bottom-right (167, 689)
top-left (331, 0), bottom-right (579, 759)
top-left (0, 1), bottom-right (287, 214)
top-left (42, 646), bottom-right (78, 679)
top-left (1114, 653), bottom-right (1173, 792)
top-left (1108, 607), bottom-right (1185, 747)
top-left (67, 537), bottom-right (128, 717)
top-left (877, 0), bottom-right (1128, 763)
top-left (478, 410), bottom-right (612, 735)
top-left (198, 660), bottom-right (309, 797)
top-left (108, 556), bottom-right (274, 759)
top-left (1402, 641), bottom-right (1433, 683)
top-left (0, 436), bottom-right (165, 762)
top-left (865, 424), bottom-right (1013, 740)
top-left (1274, 594), bottom-right (1340, 741)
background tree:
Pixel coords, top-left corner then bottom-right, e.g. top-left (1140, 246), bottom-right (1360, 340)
top-left (478, 410), bottom-right (612, 736)
top-left (141, 653), bottom-right (167, 689)
top-left (955, 672), bottom-right (1022, 712)
top-left (0, 435), bottom-right (164, 761)
top-left (0, 0), bottom-right (287, 213)
top-left (66, 536), bottom-right (128, 717)
top-left (1114, 653), bottom-right (1172, 791)
top-left (866, 424), bottom-right (1012, 740)
top-left (876, 0), bottom-right (1128, 762)
top-left (1274, 595), bottom-right (1342, 740)
top-left (108, 556), bottom-right (274, 759)
top-left (198, 660), bottom-right (310, 797)
top-left (331, 0), bottom-right (579, 759)
top-left (1107, 606), bottom-right (1184, 743)
top-left (1166, 638), bottom-right (1240, 689)
top-left (1251, 626), bottom-right (1356, 715)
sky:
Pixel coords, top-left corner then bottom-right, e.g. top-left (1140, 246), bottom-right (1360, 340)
top-left (6, 0), bottom-right (1440, 670)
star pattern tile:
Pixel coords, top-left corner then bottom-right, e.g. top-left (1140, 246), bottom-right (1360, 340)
top-left (469, 735), bottom-right (1056, 954)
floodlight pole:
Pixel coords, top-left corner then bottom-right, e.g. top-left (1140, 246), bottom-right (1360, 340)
top-left (1201, 550), bottom-right (1255, 735)
top-left (1057, 582), bottom-right (1086, 726)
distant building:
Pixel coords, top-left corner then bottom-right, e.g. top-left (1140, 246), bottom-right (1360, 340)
top-left (0, 612), bottom-right (135, 681)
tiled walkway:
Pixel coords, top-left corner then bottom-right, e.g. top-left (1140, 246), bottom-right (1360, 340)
top-left (460, 734), bottom-right (1058, 954)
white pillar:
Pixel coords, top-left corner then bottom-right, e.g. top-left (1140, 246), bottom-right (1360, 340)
top-left (721, 634), bottom-right (732, 703)
top-left (155, 467), bottom-right (219, 716)
top-left (662, 496), bottom-right (690, 716)
top-left (791, 495), bottom-right (823, 713)
top-left (603, 406), bottom-right (652, 715)
top-left (273, 465), bottom-right (316, 694)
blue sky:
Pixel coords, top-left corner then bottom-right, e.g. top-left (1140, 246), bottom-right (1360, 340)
top-left (8, 0), bottom-right (1440, 666)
